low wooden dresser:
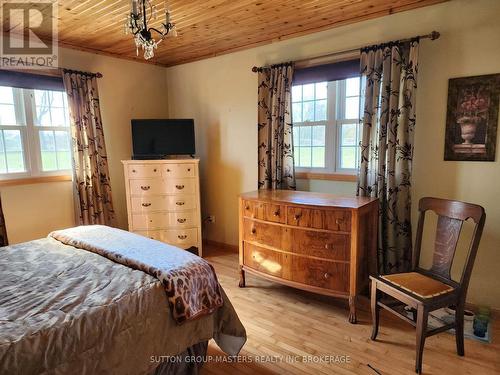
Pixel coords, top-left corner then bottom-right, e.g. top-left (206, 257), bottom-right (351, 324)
top-left (238, 190), bottom-right (378, 323)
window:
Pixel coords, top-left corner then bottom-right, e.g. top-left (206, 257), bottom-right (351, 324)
top-left (292, 76), bottom-right (362, 174)
top-left (0, 86), bottom-right (71, 179)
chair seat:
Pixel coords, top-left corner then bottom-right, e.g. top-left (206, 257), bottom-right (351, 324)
top-left (380, 272), bottom-right (455, 299)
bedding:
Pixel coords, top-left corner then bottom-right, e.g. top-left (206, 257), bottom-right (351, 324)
top-left (49, 225), bottom-right (223, 324)
top-left (0, 235), bottom-right (246, 375)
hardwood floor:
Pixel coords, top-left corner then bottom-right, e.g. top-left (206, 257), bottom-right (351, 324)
top-left (202, 246), bottom-right (500, 375)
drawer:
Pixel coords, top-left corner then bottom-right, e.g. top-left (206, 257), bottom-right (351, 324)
top-left (243, 218), bottom-right (283, 249)
top-left (163, 228), bottom-right (198, 248)
top-left (287, 206), bottom-right (351, 232)
top-left (129, 179), bottom-right (168, 195)
top-left (242, 200), bottom-right (285, 224)
top-left (133, 230), bottom-right (162, 241)
top-left (131, 212), bottom-right (168, 229)
top-left (289, 257), bottom-right (349, 293)
top-left (163, 163), bottom-right (195, 178)
top-left (243, 242), bottom-right (284, 278)
top-left (130, 195), bottom-right (196, 212)
top-left (289, 228), bottom-right (350, 261)
top-left (128, 164), bottom-right (161, 178)
top-left (164, 178), bottom-right (196, 194)
top-left (168, 211), bottom-right (198, 227)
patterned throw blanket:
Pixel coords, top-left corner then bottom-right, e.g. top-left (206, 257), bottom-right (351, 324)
top-left (49, 225), bottom-right (223, 324)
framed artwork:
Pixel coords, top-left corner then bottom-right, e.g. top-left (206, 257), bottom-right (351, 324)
top-left (444, 73), bottom-right (500, 161)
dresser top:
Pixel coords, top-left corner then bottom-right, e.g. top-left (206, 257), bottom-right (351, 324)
top-left (122, 159), bottom-right (199, 164)
top-left (240, 190), bottom-right (378, 209)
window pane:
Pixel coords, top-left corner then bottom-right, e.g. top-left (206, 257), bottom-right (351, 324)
top-left (292, 102), bottom-right (302, 122)
top-left (315, 99), bottom-right (327, 121)
top-left (312, 147), bottom-right (325, 168)
top-left (51, 107), bottom-right (67, 126)
top-left (40, 130), bottom-right (57, 171)
top-left (312, 126), bottom-right (325, 146)
top-left (345, 96), bottom-right (360, 119)
top-left (293, 126), bottom-right (299, 146)
top-left (294, 145), bottom-right (301, 166)
top-left (34, 90), bottom-right (53, 107)
top-left (0, 132), bottom-right (5, 173)
top-left (298, 146), bottom-right (311, 166)
top-left (0, 104), bottom-right (17, 125)
top-left (298, 126), bottom-right (311, 146)
top-left (0, 86), bottom-right (14, 104)
top-left (340, 147), bottom-right (357, 169)
top-left (346, 77), bottom-right (360, 97)
top-left (3, 130), bottom-right (25, 172)
top-left (36, 106), bottom-right (52, 126)
top-left (341, 123), bottom-right (357, 146)
top-left (302, 101), bottom-right (314, 122)
top-left (54, 131), bottom-right (72, 170)
top-left (292, 85), bottom-right (302, 102)
top-left (315, 82), bottom-right (327, 99)
top-left (303, 84), bottom-right (315, 101)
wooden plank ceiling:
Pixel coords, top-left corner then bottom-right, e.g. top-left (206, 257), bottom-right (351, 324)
top-left (5, 0), bottom-right (448, 66)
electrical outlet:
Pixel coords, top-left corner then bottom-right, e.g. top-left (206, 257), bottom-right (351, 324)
top-left (207, 215), bottom-right (216, 224)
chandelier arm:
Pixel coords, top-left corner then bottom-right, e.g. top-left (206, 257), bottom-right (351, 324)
top-left (148, 26), bottom-right (169, 37)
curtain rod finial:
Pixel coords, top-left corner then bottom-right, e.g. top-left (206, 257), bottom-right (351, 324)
top-left (252, 66), bottom-right (259, 73)
top-left (430, 31), bottom-right (440, 40)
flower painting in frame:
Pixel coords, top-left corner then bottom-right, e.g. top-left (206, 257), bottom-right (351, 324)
top-left (444, 73), bottom-right (500, 161)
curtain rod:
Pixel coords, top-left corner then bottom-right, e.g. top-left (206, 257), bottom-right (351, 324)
top-left (62, 68), bottom-right (103, 78)
top-left (252, 31), bottom-right (440, 72)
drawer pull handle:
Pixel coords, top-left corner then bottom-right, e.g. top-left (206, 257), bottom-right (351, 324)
top-left (141, 203), bottom-right (151, 207)
top-left (175, 184), bottom-right (185, 190)
top-left (132, 169), bottom-right (136, 173)
top-left (294, 214), bottom-right (301, 221)
top-left (324, 272), bottom-right (331, 279)
top-left (273, 209), bottom-right (280, 217)
top-left (177, 218), bottom-right (187, 223)
top-left (187, 168), bottom-right (191, 172)
top-left (335, 218), bottom-right (344, 225)
top-left (140, 185), bottom-right (151, 191)
top-left (251, 228), bottom-right (256, 234)
top-left (153, 168), bottom-right (157, 172)
top-left (176, 201), bottom-right (185, 206)
top-left (245, 205), bottom-right (250, 210)
top-left (167, 169), bottom-right (171, 172)
top-left (178, 235), bottom-right (188, 240)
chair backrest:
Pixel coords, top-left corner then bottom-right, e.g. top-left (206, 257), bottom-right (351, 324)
top-left (413, 197), bottom-right (486, 294)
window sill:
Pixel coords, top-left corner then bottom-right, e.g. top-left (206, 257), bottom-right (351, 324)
top-left (0, 175), bottom-right (72, 187)
top-left (296, 172), bottom-right (357, 182)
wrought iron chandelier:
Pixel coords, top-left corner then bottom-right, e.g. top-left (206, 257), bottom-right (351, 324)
top-left (125, 0), bottom-right (177, 60)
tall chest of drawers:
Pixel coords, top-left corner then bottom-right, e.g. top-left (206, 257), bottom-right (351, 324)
top-left (122, 159), bottom-right (202, 257)
top-left (238, 190), bottom-right (378, 323)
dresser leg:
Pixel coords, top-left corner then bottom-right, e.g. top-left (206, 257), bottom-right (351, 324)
top-left (348, 295), bottom-right (357, 324)
top-left (238, 267), bottom-right (246, 288)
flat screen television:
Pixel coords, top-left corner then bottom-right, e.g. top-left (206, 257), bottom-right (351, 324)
top-left (131, 119), bottom-right (195, 159)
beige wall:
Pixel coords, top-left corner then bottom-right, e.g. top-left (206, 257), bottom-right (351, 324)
top-left (166, 0), bottom-right (500, 309)
top-left (2, 47), bottom-right (169, 243)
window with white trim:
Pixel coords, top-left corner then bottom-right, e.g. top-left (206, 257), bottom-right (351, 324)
top-left (292, 77), bottom-right (362, 174)
top-left (0, 86), bottom-right (72, 179)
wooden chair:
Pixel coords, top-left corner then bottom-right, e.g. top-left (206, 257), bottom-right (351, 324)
top-left (369, 197), bottom-right (486, 373)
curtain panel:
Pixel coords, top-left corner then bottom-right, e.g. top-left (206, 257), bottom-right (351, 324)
top-left (357, 40), bottom-right (420, 274)
top-left (62, 71), bottom-right (116, 226)
top-left (0, 196), bottom-right (8, 247)
top-left (257, 64), bottom-right (296, 190)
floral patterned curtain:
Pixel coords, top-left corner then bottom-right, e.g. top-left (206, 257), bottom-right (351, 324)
top-left (357, 40), bottom-right (419, 274)
top-left (62, 71), bottom-right (116, 226)
top-left (257, 63), bottom-right (296, 190)
top-left (0, 196), bottom-right (8, 246)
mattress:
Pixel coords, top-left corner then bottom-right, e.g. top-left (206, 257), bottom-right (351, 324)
top-left (0, 238), bottom-right (246, 375)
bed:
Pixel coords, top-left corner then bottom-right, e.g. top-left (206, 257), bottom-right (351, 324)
top-left (0, 226), bottom-right (246, 375)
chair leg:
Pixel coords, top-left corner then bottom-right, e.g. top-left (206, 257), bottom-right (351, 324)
top-left (415, 306), bottom-right (428, 374)
top-left (455, 302), bottom-right (465, 356)
top-left (370, 281), bottom-right (380, 340)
